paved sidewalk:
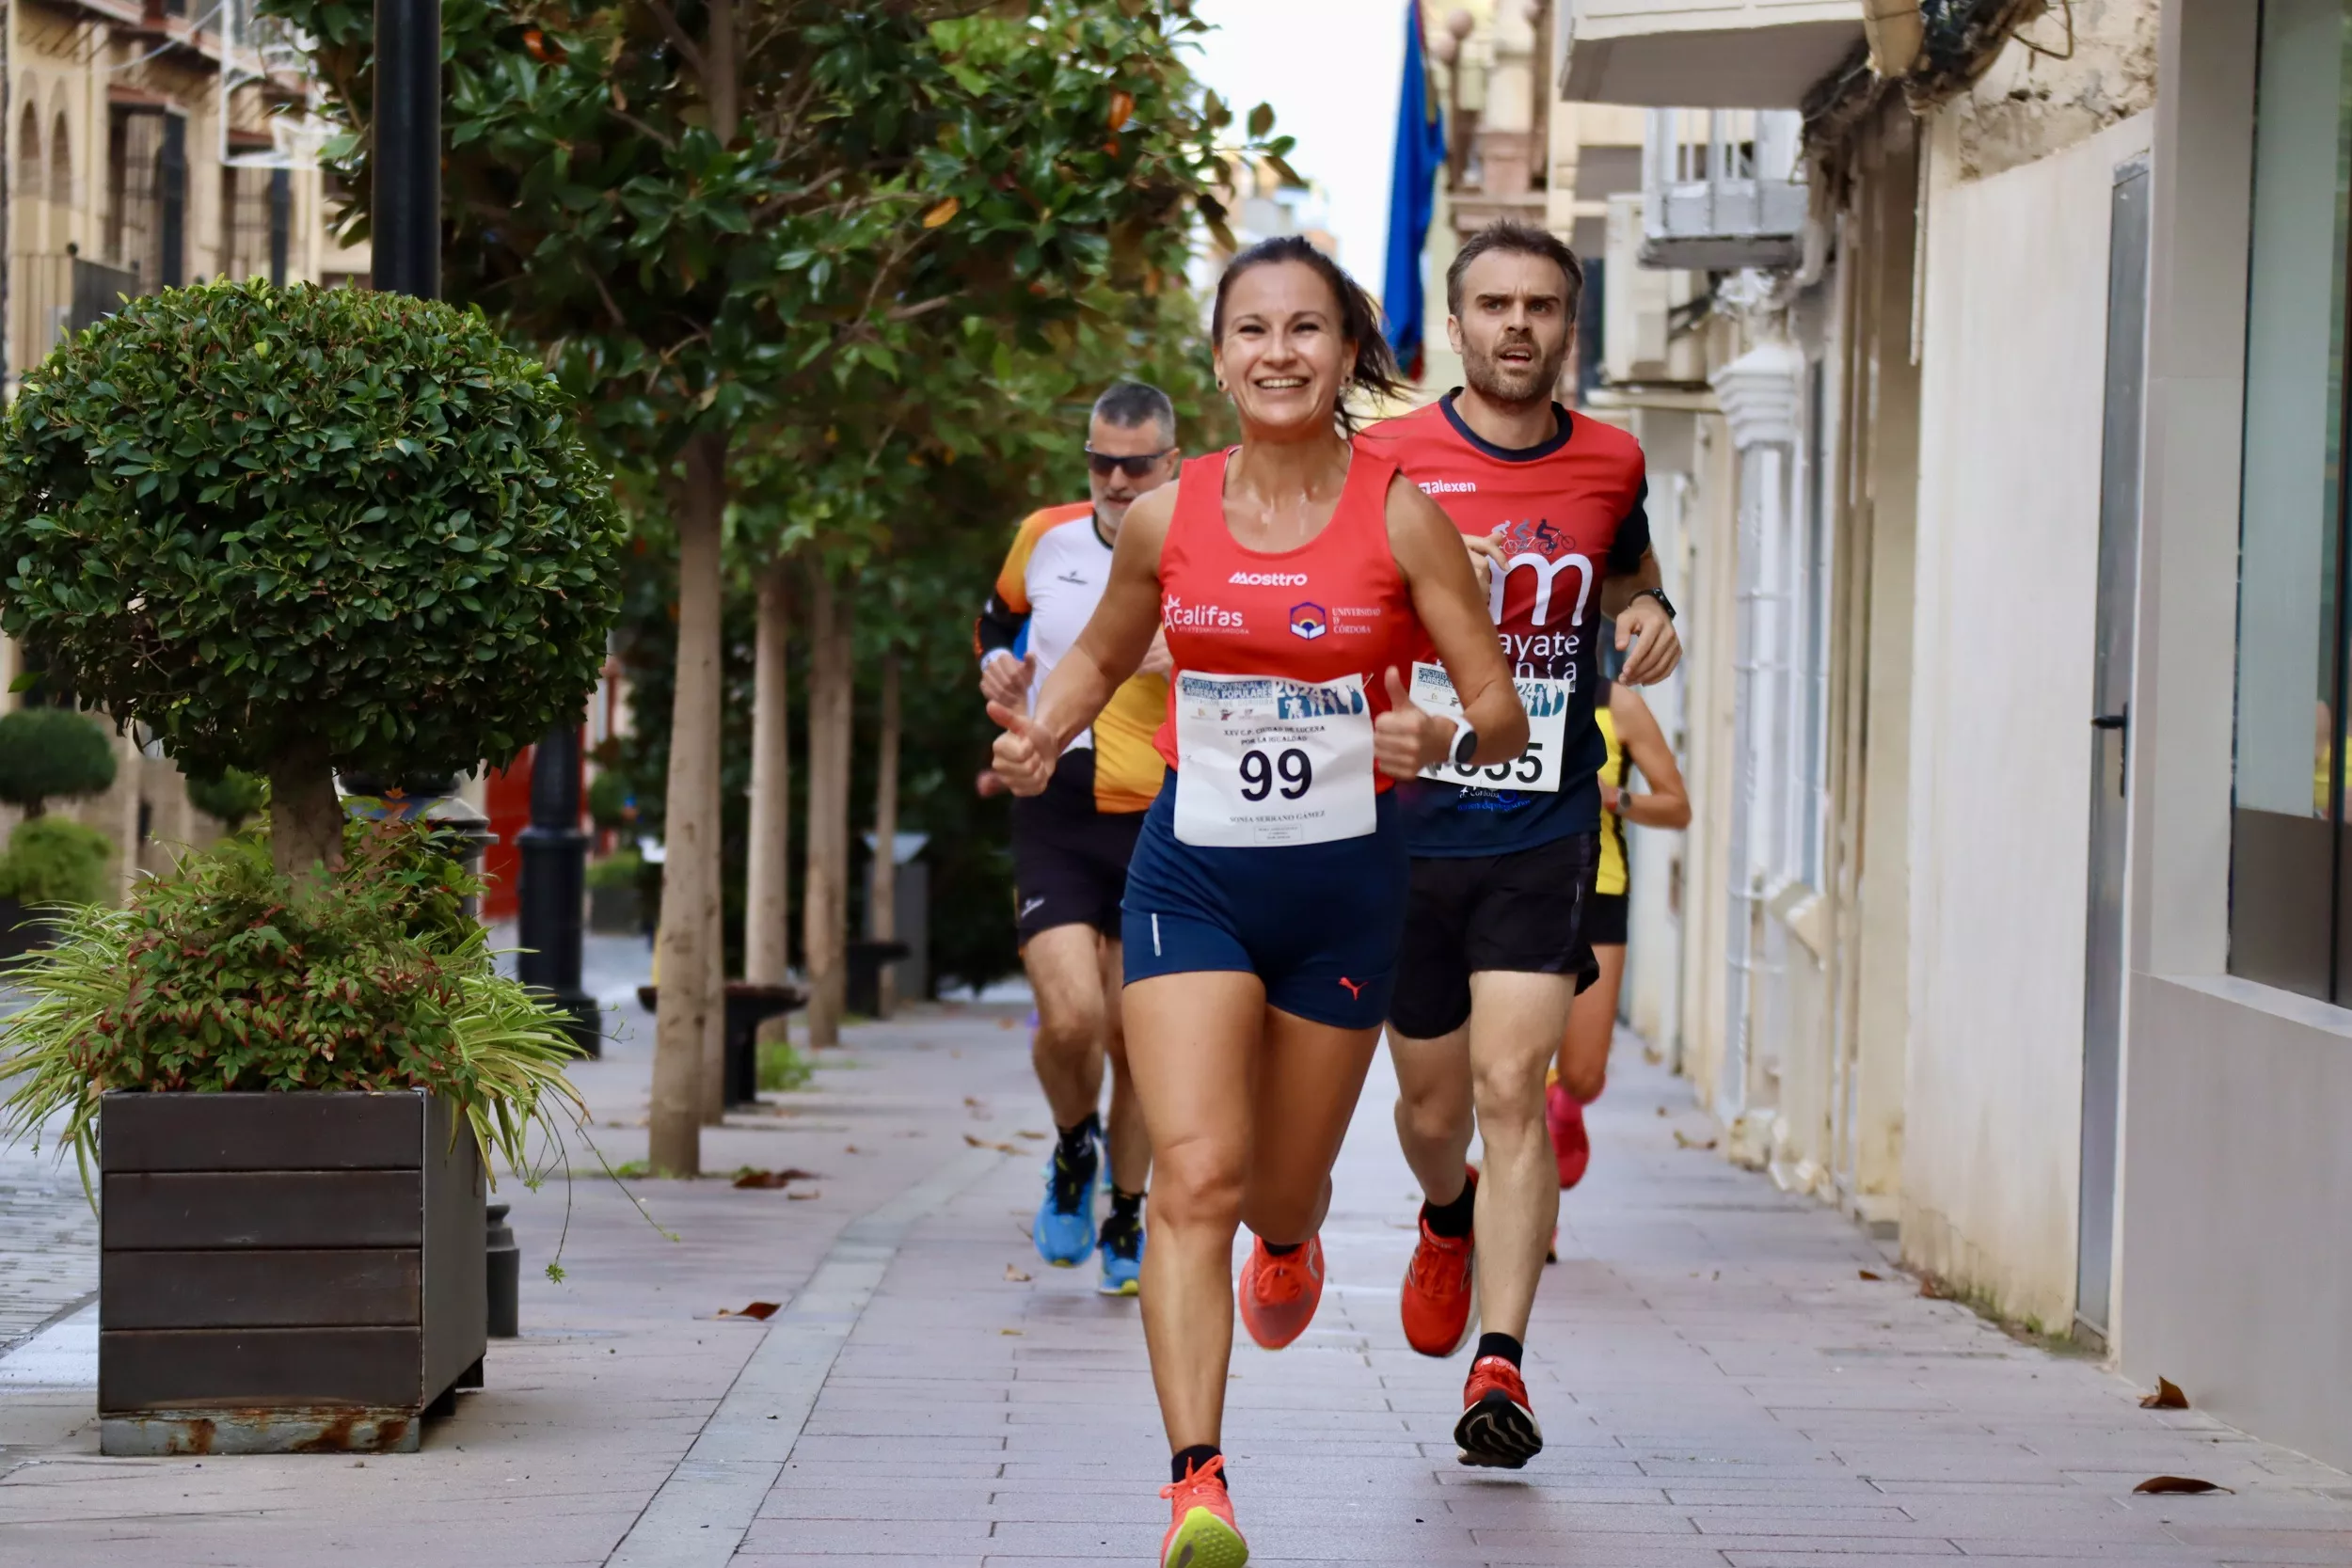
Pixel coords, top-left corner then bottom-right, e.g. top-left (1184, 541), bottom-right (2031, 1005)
top-left (3, 998), bottom-right (2351, 1564)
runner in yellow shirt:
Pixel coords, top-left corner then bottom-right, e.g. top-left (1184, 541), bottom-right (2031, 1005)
top-left (1548, 677), bottom-right (1690, 1187)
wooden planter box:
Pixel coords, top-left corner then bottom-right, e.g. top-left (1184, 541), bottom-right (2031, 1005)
top-left (98, 1090), bottom-right (487, 1456)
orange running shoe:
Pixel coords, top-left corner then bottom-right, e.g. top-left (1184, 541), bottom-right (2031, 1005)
top-left (1547, 1081), bottom-right (1592, 1189)
top-left (1160, 1454), bottom-right (1248, 1567)
top-left (1400, 1168), bottom-right (1478, 1357)
top-left (1455, 1354), bottom-right (1545, 1469)
top-left (1236, 1234), bottom-right (1324, 1350)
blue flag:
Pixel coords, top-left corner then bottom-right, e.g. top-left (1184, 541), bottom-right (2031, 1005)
top-left (1383, 0), bottom-right (1448, 381)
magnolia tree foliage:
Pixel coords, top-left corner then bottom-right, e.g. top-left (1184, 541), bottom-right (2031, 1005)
top-left (0, 280), bottom-right (626, 876)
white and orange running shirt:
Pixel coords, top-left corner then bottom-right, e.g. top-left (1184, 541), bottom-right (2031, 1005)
top-left (974, 501), bottom-right (1168, 815)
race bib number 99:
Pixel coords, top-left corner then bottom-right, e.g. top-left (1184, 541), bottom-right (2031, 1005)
top-left (1410, 661), bottom-right (1570, 792)
top-left (1172, 671), bottom-right (1377, 847)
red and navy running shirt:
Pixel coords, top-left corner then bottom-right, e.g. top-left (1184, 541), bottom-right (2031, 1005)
top-left (1359, 392), bottom-right (1650, 855)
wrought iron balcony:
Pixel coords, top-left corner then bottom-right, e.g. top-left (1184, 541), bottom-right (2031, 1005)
top-left (1639, 108), bottom-right (1807, 271)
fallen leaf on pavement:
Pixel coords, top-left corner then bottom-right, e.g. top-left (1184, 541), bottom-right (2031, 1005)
top-left (1655, 1106), bottom-right (1668, 1117)
top-left (965, 1133), bottom-right (987, 1148)
top-left (787, 1190), bottom-right (820, 1201)
top-left (732, 1168), bottom-right (819, 1189)
top-left (1673, 1131), bottom-right (1717, 1150)
top-left (1018, 1130), bottom-right (1046, 1140)
top-left (2134, 1476), bottom-right (2231, 1495)
top-left (997, 1018), bottom-right (1016, 1030)
top-left (1000, 1327), bottom-right (1024, 1336)
top-left (1858, 1270), bottom-right (1883, 1281)
top-left (964, 1097), bottom-right (983, 1108)
top-left (718, 1302), bottom-right (781, 1321)
top-left (2140, 1378), bottom-right (2189, 1410)
top-left (963, 1133), bottom-right (1024, 1155)
top-left (1004, 1264), bottom-right (1032, 1282)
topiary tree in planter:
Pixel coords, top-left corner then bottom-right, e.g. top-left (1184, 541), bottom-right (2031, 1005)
top-left (0, 278), bottom-right (626, 879)
top-left (0, 706), bottom-right (117, 817)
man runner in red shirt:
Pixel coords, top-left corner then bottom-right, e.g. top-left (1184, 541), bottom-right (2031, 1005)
top-left (1362, 220), bottom-right (1683, 1468)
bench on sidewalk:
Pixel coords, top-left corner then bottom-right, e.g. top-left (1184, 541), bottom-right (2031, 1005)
top-left (635, 982), bottom-right (807, 1107)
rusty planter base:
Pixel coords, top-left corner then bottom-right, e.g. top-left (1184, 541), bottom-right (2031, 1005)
top-left (103, 1406), bottom-right (424, 1456)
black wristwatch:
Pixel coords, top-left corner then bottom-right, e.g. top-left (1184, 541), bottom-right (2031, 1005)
top-left (1631, 585), bottom-right (1677, 620)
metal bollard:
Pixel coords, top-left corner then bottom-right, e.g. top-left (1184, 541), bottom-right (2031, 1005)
top-left (486, 1202), bottom-right (520, 1338)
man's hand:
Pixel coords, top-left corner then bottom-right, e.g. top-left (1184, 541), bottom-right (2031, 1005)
top-left (1614, 597), bottom-right (1682, 686)
top-left (1465, 531), bottom-right (1505, 602)
top-left (1375, 667), bottom-right (1451, 782)
top-left (1600, 779), bottom-right (1623, 816)
top-left (979, 650), bottom-right (1034, 708)
top-left (988, 701), bottom-right (1056, 797)
top-left (1137, 628), bottom-right (1173, 677)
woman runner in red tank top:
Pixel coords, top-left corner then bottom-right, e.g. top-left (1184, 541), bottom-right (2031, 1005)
top-left (990, 237), bottom-right (1526, 1568)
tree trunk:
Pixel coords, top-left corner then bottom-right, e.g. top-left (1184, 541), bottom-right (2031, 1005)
top-left (700, 892), bottom-right (726, 1124)
top-left (267, 739), bottom-right (343, 880)
top-left (649, 431), bottom-right (729, 1176)
top-left (802, 566), bottom-right (853, 1048)
top-left (746, 562), bottom-right (792, 988)
top-left (869, 650), bottom-right (901, 1020)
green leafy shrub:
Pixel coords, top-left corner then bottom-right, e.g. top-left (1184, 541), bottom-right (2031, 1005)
top-left (0, 816), bottom-right (113, 906)
top-left (0, 707), bottom-right (116, 816)
top-left (0, 821), bottom-right (583, 1186)
top-left (0, 277), bottom-right (627, 877)
top-left (757, 1034), bottom-right (813, 1094)
top-left (185, 767), bottom-right (267, 829)
top-left (585, 848), bottom-right (642, 891)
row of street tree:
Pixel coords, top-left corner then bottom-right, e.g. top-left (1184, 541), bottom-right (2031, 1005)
top-left (262, 0), bottom-right (1274, 1172)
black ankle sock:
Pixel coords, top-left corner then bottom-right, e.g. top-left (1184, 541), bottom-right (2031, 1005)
top-left (1261, 1239), bottom-right (1304, 1258)
top-left (1109, 1186), bottom-right (1145, 1220)
top-left (1476, 1332), bottom-right (1524, 1370)
top-left (1171, 1444), bottom-right (1224, 1486)
top-left (1422, 1180), bottom-right (1477, 1241)
top-left (1056, 1113), bottom-right (1101, 1161)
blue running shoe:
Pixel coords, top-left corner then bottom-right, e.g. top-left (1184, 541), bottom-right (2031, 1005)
top-left (1098, 1202), bottom-right (1144, 1296)
top-left (1033, 1127), bottom-right (1100, 1268)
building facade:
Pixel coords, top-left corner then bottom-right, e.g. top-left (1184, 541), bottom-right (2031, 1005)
top-left (1556, 0), bottom-right (2352, 1473)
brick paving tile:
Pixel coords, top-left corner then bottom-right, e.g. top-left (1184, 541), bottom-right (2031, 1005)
top-left (6, 998), bottom-right (2352, 1565)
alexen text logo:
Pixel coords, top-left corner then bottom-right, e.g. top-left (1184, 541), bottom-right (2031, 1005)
top-left (1289, 602), bottom-right (1329, 641)
top-left (1229, 570), bottom-right (1309, 587)
top-left (1164, 594), bottom-right (1245, 632)
top-left (1419, 479), bottom-right (1478, 495)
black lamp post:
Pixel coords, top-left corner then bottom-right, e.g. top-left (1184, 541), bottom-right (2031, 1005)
top-left (373, 0), bottom-right (438, 300)
top-left (516, 723), bottom-right (600, 1055)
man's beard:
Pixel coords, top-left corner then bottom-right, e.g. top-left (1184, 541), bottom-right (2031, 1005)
top-left (1463, 337), bottom-right (1568, 405)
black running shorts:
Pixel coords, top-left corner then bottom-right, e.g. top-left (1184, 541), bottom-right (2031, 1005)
top-left (1582, 890), bottom-right (1629, 949)
top-left (1387, 832), bottom-right (1600, 1040)
top-left (1011, 750), bottom-right (1146, 942)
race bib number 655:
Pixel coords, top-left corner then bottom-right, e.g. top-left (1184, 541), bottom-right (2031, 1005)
top-left (1172, 671), bottom-right (1376, 847)
top-left (1410, 661), bottom-right (1570, 792)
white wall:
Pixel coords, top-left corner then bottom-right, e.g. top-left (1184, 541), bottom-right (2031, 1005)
top-left (1903, 109), bottom-right (2153, 1327)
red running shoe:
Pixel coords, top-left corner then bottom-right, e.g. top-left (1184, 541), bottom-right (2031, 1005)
top-left (1547, 1080), bottom-right (1592, 1189)
top-left (1237, 1235), bottom-right (1324, 1351)
top-left (1400, 1168), bottom-right (1478, 1357)
top-left (1160, 1454), bottom-right (1248, 1567)
top-left (1455, 1354), bottom-right (1545, 1469)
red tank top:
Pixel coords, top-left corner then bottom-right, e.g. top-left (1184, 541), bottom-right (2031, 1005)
top-left (1152, 444), bottom-right (1422, 791)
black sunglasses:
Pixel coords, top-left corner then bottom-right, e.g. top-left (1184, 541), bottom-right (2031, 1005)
top-left (1085, 447), bottom-right (1175, 479)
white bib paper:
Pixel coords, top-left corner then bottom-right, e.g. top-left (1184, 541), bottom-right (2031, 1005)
top-left (1172, 671), bottom-right (1377, 847)
top-left (1410, 661), bottom-right (1571, 793)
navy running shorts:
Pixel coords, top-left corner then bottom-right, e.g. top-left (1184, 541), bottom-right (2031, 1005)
top-left (1120, 771), bottom-right (1410, 1032)
top-left (1011, 750), bottom-right (1146, 942)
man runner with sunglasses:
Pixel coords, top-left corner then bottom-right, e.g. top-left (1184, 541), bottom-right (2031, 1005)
top-left (975, 381), bottom-right (1180, 1295)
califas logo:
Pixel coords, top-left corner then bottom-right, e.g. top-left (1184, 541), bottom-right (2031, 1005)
top-left (1289, 602), bottom-right (1330, 641)
top-left (1229, 570), bottom-right (1309, 587)
top-left (1163, 594), bottom-right (1246, 632)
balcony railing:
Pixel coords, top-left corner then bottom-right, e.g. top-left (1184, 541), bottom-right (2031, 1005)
top-left (1640, 108), bottom-right (1808, 271)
